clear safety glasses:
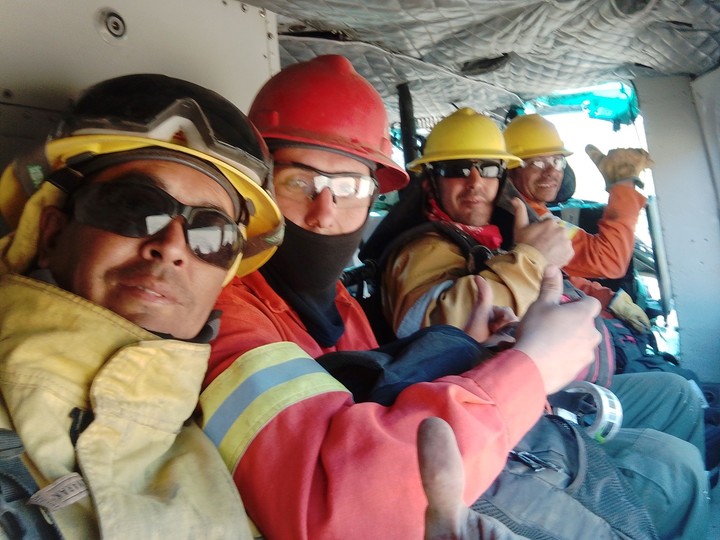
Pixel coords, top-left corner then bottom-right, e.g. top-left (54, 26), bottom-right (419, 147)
top-left (273, 161), bottom-right (377, 208)
top-left (430, 159), bottom-right (506, 180)
top-left (524, 155), bottom-right (567, 171)
top-left (71, 179), bottom-right (245, 269)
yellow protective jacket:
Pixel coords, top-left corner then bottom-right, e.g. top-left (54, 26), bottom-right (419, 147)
top-left (382, 233), bottom-right (546, 337)
top-left (0, 274), bottom-right (252, 540)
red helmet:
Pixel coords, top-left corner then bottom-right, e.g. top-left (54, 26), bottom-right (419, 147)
top-left (249, 55), bottom-right (409, 193)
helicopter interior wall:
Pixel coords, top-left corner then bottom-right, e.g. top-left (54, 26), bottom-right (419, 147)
top-left (635, 73), bottom-right (720, 382)
top-left (0, 0), bottom-right (278, 177)
top-left (692, 70), bottom-right (720, 217)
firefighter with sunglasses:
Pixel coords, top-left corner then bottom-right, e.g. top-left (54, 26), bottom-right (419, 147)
top-left (0, 74), bottom-right (281, 539)
top-left (383, 107), bottom-right (575, 336)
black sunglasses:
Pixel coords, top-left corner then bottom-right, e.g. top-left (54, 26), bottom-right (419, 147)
top-left (71, 179), bottom-right (245, 269)
top-left (430, 159), bottom-right (506, 179)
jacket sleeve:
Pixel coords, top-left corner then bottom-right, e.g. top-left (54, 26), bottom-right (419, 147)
top-left (382, 233), bottom-right (546, 337)
top-left (200, 340), bottom-right (546, 540)
top-left (563, 183), bottom-right (647, 279)
top-left (568, 275), bottom-right (615, 310)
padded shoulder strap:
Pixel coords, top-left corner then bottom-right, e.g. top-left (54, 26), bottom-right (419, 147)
top-left (343, 220), bottom-right (497, 295)
top-left (378, 220), bottom-right (494, 275)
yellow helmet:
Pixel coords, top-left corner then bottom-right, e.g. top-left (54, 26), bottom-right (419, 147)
top-left (503, 114), bottom-right (573, 164)
top-left (0, 74), bottom-right (283, 279)
top-left (407, 108), bottom-right (522, 172)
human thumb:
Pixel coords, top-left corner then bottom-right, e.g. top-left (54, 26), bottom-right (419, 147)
top-left (463, 276), bottom-right (493, 343)
top-left (536, 265), bottom-right (563, 305)
top-left (585, 144), bottom-right (606, 167)
top-left (512, 197), bottom-right (529, 231)
top-left (418, 417), bottom-right (467, 538)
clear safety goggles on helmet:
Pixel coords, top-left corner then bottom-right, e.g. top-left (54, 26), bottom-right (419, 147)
top-left (523, 155), bottom-right (567, 171)
top-left (273, 161), bottom-right (377, 208)
top-left (429, 159), bottom-right (506, 180)
top-left (59, 98), bottom-right (272, 190)
top-left (71, 179), bottom-right (245, 269)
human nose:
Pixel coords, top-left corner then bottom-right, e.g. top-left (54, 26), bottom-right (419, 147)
top-left (539, 162), bottom-right (560, 177)
top-left (140, 217), bottom-right (190, 267)
top-left (466, 169), bottom-right (494, 193)
top-left (304, 187), bottom-right (337, 230)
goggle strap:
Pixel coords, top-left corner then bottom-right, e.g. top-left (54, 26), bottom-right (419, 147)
top-left (47, 165), bottom-right (87, 194)
top-left (64, 98), bottom-right (271, 189)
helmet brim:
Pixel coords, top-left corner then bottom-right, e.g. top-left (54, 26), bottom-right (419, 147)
top-left (262, 131), bottom-right (409, 194)
top-left (408, 150), bottom-right (523, 172)
top-left (45, 135), bottom-right (283, 277)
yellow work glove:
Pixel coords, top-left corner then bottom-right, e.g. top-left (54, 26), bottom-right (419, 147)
top-left (585, 145), bottom-right (653, 190)
top-left (608, 289), bottom-right (651, 333)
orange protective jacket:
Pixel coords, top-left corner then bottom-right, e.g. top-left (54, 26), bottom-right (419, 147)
top-left (527, 183), bottom-right (646, 279)
top-left (200, 272), bottom-right (547, 540)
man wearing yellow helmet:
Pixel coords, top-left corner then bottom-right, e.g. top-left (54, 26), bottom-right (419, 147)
top-left (382, 107), bottom-right (576, 335)
top-left (0, 74), bottom-right (282, 538)
top-left (504, 113), bottom-right (651, 281)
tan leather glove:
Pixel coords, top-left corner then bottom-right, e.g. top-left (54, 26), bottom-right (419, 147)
top-left (608, 289), bottom-right (651, 333)
top-left (585, 144), bottom-right (653, 190)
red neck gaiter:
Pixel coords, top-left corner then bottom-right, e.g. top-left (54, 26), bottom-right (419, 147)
top-left (426, 197), bottom-right (503, 250)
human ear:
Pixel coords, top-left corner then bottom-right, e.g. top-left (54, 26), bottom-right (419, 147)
top-left (36, 206), bottom-right (70, 269)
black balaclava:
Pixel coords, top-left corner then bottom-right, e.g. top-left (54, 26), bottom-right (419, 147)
top-left (260, 219), bottom-right (365, 347)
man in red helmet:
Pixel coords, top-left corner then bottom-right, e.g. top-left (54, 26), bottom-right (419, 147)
top-left (199, 56), bottom-right (606, 539)
top-left (201, 56), bottom-right (710, 540)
